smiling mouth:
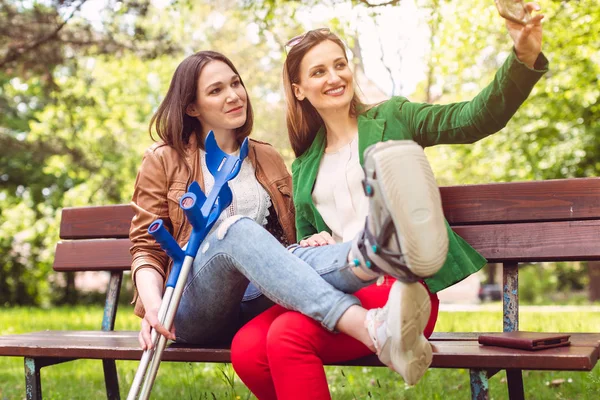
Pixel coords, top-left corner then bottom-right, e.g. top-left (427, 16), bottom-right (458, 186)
top-left (325, 86), bottom-right (345, 95)
top-left (226, 106), bottom-right (244, 113)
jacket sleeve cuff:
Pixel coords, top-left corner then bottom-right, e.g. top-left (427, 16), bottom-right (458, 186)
top-left (131, 258), bottom-right (166, 289)
top-left (505, 48), bottom-right (549, 92)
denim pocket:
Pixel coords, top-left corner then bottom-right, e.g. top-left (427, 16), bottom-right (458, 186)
top-left (242, 282), bottom-right (262, 302)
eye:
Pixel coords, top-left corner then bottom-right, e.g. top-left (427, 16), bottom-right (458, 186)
top-left (231, 80), bottom-right (241, 87)
top-left (210, 87), bottom-right (221, 95)
top-left (311, 69), bottom-right (325, 77)
top-left (336, 61), bottom-right (347, 69)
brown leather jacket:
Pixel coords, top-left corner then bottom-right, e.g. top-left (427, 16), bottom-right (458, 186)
top-left (129, 135), bottom-right (295, 317)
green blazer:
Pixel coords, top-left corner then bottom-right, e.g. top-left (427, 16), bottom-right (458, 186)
top-left (291, 50), bottom-right (549, 293)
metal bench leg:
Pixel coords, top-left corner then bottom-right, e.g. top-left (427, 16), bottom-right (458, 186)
top-left (103, 359), bottom-right (120, 399)
top-left (24, 358), bottom-right (43, 400)
top-left (470, 369), bottom-right (489, 400)
top-left (506, 369), bottom-right (524, 400)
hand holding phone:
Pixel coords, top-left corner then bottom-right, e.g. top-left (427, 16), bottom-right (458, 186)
top-left (494, 0), bottom-right (531, 25)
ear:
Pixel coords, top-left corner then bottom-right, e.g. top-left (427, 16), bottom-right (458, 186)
top-left (186, 103), bottom-right (200, 117)
top-left (292, 83), bottom-right (305, 101)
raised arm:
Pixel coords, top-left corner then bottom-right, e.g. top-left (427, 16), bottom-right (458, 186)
top-left (402, 2), bottom-right (546, 147)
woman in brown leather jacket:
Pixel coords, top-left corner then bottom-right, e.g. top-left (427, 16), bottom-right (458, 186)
top-left (130, 51), bottom-right (297, 346)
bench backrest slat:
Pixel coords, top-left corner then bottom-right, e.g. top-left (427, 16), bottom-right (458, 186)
top-left (53, 240), bottom-right (133, 272)
top-left (441, 178), bottom-right (600, 225)
top-left (60, 205), bottom-right (134, 239)
top-left (57, 178), bottom-right (600, 241)
top-left (53, 178), bottom-right (600, 272)
top-left (53, 219), bottom-right (600, 272)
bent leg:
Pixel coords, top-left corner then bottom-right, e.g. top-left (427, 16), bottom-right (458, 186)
top-left (231, 305), bottom-right (287, 400)
top-left (264, 280), bottom-right (439, 399)
top-left (178, 217), bottom-right (360, 336)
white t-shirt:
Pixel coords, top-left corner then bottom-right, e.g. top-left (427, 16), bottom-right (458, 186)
top-left (311, 135), bottom-right (368, 243)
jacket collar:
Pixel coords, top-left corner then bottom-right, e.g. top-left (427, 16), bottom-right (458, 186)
top-left (293, 112), bottom-right (386, 168)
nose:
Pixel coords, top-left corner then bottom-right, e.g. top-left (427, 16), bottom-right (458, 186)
top-left (226, 87), bottom-right (241, 103)
top-left (327, 69), bottom-right (342, 85)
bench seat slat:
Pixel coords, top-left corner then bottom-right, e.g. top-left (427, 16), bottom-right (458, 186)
top-left (52, 219), bottom-right (600, 272)
top-left (1, 331), bottom-right (597, 371)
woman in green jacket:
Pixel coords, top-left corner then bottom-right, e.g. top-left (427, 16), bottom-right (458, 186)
top-left (232, 4), bottom-right (547, 399)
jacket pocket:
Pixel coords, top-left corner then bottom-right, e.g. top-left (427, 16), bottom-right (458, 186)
top-left (167, 183), bottom-right (187, 235)
top-left (275, 177), bottom-right (292, 198)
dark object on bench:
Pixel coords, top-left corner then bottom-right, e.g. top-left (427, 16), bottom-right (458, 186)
top-left (478, 332), bottom-right (571, 351)
top-left (2, 177), bottom-right (600, 400)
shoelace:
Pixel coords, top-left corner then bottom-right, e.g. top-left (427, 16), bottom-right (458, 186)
top-left (358, 218), bottom-right (420, 283)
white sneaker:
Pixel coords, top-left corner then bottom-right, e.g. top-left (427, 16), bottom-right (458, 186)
top-left (352, 140), bottom-right (448, 281)
top-left (365, 281), bottom-right (433, 385)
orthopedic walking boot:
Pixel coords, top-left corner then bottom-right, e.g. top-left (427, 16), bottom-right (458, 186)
top-left (350, 140), bottom-right (448, 282)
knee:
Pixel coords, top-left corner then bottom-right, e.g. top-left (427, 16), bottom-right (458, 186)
top-left (216, 215), bottom-right (248, 239)
top-left (266, 312), bottom-right (322, 359)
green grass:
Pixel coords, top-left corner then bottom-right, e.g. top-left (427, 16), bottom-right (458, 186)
top-left (1, 306), bottom-right (599, 399)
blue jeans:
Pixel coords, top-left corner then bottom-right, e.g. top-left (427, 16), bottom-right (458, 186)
top-left (174, 217), bottom-right (374, 345)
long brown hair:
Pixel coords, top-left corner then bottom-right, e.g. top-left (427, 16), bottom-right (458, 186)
top-left (283, 30), bottom-right (365, 157)
top-left (150, 51), bottom-right (254, 158)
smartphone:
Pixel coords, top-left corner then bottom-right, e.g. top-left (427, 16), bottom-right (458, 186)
top-left (494, 0), bottom-right (531, 25)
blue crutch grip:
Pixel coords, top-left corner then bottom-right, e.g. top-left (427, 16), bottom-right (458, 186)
top-left (179, 192), bottom-right (207, 257)
top-left (148, 220), bottom-right (185, 288)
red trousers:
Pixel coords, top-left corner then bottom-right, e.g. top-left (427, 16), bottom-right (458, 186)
top-left (231, 278), bottom-right (439, 400)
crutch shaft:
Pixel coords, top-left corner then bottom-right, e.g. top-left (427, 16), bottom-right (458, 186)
top-left (138, 255), bottom-right (194, 399)
top-left (127, 287), bottom-right (174, 399)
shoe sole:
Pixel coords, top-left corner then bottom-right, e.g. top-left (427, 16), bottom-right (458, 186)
top-left (386, 281), bottom-right (433, 385)
top-left (369, 140), bottom-right (448, 277)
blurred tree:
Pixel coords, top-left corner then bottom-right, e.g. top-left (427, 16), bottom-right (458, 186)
top-left (1, 0), bottom-right (598, 305)
top-left (0, 0), bottom-right (184, 305)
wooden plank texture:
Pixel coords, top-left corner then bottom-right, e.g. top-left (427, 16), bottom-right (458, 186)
top-left (0, 331), bottom-right (597, 371)
top-left (53, 240), bottom-right (132, 272)
top-left (57, 178), bottom-right (600, 240)
top-left (440, 177), bottom-right (600, 225)
top-left (60, 205), bottom-right (133, 239)
top-left (52, 219), bottom-right (600, 272)
top-left (454, 220), bottom-right (600, 262)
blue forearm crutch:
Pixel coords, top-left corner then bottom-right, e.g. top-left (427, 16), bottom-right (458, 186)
top-left (127, 131), bottom-right (249, 400)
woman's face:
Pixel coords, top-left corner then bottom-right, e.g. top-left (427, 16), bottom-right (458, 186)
top-left (187, 60), bottom-right (248, 134)
top-left (292, 40), bottom-right (354, 112)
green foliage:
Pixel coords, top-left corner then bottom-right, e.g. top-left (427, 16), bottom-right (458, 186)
top-left (422, 0), bottom-right (600, 185)
top-left (1, 0), bottom-right (599, 305)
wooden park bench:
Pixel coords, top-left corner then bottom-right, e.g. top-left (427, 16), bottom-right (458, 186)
top-left (1, 177), bottom-right (600, 400)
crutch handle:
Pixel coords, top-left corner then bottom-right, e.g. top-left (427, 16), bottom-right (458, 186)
top-left (148, 220), bottom-right (186, 289)
top-left (148, 220), bottom-right (185, 265)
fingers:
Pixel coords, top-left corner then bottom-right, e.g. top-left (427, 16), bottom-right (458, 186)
top-left (316, 231), bottom-right (335, 245)
top-left (153, 321), bottom-right (175, 341)
top-left (139, 318), bottom-right (152, 350)
top-left (524, 2), bottom-right (544, 25)
top-left (524, 2), bottom-right (541, 14)
top-left (139, 314), bottom-right (176, 350)
top-left (299, 231), bottom-right (335, 247)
